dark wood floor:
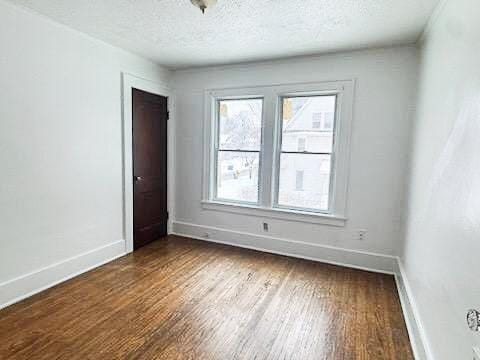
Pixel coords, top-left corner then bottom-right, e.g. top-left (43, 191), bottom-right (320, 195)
top-left (0, 236), bottom-right (413, 359)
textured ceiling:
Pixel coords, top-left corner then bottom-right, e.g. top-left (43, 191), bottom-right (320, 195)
top-left (9, 0), bottom-right (439, 69)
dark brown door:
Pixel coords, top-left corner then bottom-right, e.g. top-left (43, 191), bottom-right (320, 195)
top-left (132, 88), bottom-right (168, 250)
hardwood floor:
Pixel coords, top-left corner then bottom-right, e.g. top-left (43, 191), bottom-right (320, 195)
top-left (0, 236), bottom-right (413, 359)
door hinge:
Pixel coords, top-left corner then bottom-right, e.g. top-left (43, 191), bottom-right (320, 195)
top-left (166, 111), bottom-right (170, 120)
top-left (166, 212), bottom-right (169, 220)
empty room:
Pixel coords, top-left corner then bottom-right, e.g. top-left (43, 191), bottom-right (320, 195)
top-left (1, 0), bottom-right (479, 359)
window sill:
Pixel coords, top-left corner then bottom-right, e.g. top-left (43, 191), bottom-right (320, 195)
top-left (201, 200), bottom-right (347, 227)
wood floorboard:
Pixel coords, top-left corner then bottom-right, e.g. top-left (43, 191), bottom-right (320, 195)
top-left (0, 235), bottom-right (413, 359)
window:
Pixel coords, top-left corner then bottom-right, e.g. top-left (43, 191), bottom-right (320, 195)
top-left (324, 112), bottom-right (334, 130)
top-left (277, 95), bottom-right (336, 212)
top-left (203, 81), bottom-right (353, 224)
top-left (297, 138), bottom-right (306, 152)
top-left (295, 170), bottom-right (304, 191)
top-left (312, 113), bottom-right (322, 129)
top-left (214, 98), bottom-right (263, 203)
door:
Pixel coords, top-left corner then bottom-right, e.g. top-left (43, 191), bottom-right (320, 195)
top-left (132, 88), bottom-right (168, 250)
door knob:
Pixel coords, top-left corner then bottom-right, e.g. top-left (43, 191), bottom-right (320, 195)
top-left (134, 176), bottom-right (143, 182)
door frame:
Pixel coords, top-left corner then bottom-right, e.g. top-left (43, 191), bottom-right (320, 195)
top-left (122, 72), bottom-right (174, 253)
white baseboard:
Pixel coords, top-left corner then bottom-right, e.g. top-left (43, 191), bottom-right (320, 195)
top-left (394, 259), bottom-right (433, 360)
top-left (0, 240), bottom-right (126, 310)
top-left (0, 227), bottom-right (430, 359)
top-left (172, 221), bottom-right (431, 358)
top-left (172, 221), bottom-right (398, 274)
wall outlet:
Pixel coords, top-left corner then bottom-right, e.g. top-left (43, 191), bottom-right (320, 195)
top-left (263, 222), bottom-right (269, 232)
top-left (354, 229), bottom-right (367, 241)
top-left (473, 347), bottom-right (480, 360)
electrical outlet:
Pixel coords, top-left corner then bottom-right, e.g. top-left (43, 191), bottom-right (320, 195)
top-left (473, 347), bottom-right (480, 360)
top-left (263, 222), bottom-right (269, 232)
top-left (355, 229), bottom-right (367, 241)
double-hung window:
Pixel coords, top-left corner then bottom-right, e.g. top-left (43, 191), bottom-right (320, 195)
top-left (277, 95), bottom-right (336, 212)
top-left (214, 98), bottom-right (263, 203)
top-left (203, 81), bottom-right (353, 225)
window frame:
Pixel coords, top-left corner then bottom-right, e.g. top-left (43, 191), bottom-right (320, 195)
top-left (202, 80), bottom-right (354, 227)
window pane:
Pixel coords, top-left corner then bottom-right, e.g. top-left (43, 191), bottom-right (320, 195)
top-left (218, 99), bottom-right (262, 150)
top-left (277, 153), bottom-right (331, 211)
top-left (281, 96), bottom-right (336, 153)
top-left (216, 151), bottom-right (259, 203)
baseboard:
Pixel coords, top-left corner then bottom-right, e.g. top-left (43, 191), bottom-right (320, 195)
top-left (0, 228), bottom-right (429, 359)
top-left (172, 221), bottom-right (398, 274)
top-left (0, 240), bottom-right (126, 310)
top-left (394, 258), bottom-right (433, 360)
top-left (172, 221), bottom-right (429, 358)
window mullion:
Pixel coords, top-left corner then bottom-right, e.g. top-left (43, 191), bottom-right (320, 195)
top-left (272, 95), bottom-right (285, 209)
top-left (259, 91), bottom-right (276, 208)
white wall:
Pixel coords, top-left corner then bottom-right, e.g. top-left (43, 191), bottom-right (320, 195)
top-left (172, 46), bottom-right (418, 261)
top-left (402, 0), bottom-right (480, 358)
top-left (0, 0), bottom-right (169, 298)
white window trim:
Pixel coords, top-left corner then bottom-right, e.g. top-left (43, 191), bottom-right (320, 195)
top-left (202, 80), bottom-right (354, 227)
top-left (201, 200), bottom-right (347, 226)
